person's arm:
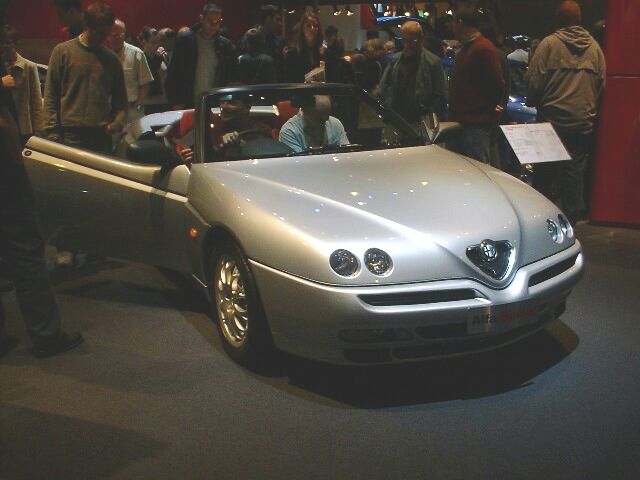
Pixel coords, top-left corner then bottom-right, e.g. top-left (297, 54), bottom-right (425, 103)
top-left (135, 50), bottom-right (154, 106)
top-left (107, 60), bottom-right (128, 133)
top-left (329, 117), bottom-right (350, 145)
top-left (596, 44), bottom-right (606, 101)
top-left (429, 57), bottom-right (447, 120)
top-left (525, 40), bottom-right (549, 108)
top-left (165, 35), bottom-right (186, 108)
top-left (135, 84), bottom-right (150, 108)
top-left (377, 55), bottom-right (394, 107)
top-left (43, 45), bottom-right (63, 139)
top-left (279, 121), bottom-right (305, 152)
top-left (480, 46), bottom-right (506, 110)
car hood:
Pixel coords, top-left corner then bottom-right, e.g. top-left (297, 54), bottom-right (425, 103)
top-left (190, 145), bottom-right (571, 286)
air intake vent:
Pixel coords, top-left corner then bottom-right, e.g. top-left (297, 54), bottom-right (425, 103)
top-left (393, 315), bottom-right (552, 359)
top-left (359, 289), bottom-right (478, 307)
top-left (529, 254), bottom-right (578, 287)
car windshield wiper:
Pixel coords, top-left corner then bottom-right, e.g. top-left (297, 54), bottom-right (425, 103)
top-left (284, 144), bottom-right (370, 156)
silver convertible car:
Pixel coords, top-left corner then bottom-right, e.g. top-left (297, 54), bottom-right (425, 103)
top-left (23, 84), bottom-right (583, 367)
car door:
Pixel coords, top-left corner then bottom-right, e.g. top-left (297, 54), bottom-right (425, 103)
top-left (23, 136), bottom-right (192, 273)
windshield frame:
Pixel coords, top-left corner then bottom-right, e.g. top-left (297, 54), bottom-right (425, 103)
top-left (193, 83), bottom-right (425, 164)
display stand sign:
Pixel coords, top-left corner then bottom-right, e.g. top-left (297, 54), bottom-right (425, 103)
top-left (500, 122), bottom-right (571, 164)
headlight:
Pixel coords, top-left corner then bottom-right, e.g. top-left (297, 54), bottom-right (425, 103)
top-left (547, 219), bottom-right (564, 243)
top-left (558, 214), bottom-right (574, 239)
top-left (364, 248), bottom-right (393, 276)
top-left (330, 249), bottom-right (360, 277)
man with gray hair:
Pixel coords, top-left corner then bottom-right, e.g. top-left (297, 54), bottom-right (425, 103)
top-left (378, 21), bottom-right (447, 134)
top-left (526, 0), bottom-right (605, 222)
top-left (109, 18), bottom-right (154, 120)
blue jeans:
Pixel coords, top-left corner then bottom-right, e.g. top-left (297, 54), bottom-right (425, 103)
top-left (448, 124), bottom-right (492, 163)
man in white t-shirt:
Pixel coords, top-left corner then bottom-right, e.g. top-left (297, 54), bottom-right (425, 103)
top-left (109, 18), bottom-right (153, 120)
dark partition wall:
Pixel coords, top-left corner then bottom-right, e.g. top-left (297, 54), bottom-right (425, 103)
top-left (6, 0), bottom-right (253, 42)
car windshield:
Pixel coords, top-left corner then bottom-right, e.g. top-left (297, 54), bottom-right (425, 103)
top-left (509, 61), bottom-right (528, 97)
top-left (201, 84), bottom-right (423, 163)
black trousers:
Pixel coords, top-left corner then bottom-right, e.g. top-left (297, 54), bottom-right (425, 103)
top-left (1, 118), bottom-right (61, 346)
top-left (59, 126), bottom-right (112, 154)
top-left (533, 130), bottom-right (594, 222)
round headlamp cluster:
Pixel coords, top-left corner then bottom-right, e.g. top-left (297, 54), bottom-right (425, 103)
top-left (547, 218), bottom-right (563, 243)
top-left (547, 214), bottom-right (575, 244)
top-left (557, 214), bottom-right (574, 239)
top-left (330, 248), bottom-right (393, 277)
top-left (364, 248), bottom-right (393, 276)
top-left (329, 249), bottom-right (360, 277)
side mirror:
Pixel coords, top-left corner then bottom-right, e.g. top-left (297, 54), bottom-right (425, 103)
top-left (420, 113), bottom-right (462, 145)
top-left (431, 121), bottom-right (462, 145)
top-left (126, 140), bottom-right (182, 167)
top-left (421, 112), bottom-right (440, 143)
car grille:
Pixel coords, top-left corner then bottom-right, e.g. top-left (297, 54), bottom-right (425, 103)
top-left (393, 314), bottom-right (552, 359)
top-left (343, 311), bottom-right (557, 364)
top-left (358, 289), bottom-right (479, 307)
top-left (528, 254), bottom-right (579, 287)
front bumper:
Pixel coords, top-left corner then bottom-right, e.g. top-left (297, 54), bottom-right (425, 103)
top-left (250, 241), bottom-right (584, 364)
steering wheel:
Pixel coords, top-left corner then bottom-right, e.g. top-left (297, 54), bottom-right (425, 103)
top-left (218, 128), bottom-right (272, 151)
top-left (237, 128), bottom-right (272, 138)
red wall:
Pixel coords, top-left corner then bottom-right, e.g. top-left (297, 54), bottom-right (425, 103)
top-left (6, 0), bottom-right (254, 42)
top-left (590, 0), bottom-right (640, 226)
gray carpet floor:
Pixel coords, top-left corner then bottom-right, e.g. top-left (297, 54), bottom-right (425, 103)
top-left (1, 223), bottom-right (639, 480)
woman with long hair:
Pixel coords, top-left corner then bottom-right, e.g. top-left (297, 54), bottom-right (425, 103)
top-left (283, 11), bottom-right (323, 83)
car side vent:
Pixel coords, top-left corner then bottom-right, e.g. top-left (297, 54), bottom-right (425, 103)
top-left (528, 254), bottom-right (578, 287)
top-left (359, 289), bottom-right (478, 307)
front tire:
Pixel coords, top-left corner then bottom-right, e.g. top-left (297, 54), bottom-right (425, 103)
top-left (210, 239), bottom-right (274, 368)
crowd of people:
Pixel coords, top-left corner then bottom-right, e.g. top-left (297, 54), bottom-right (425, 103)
top-left (0, 0), bottom-right (606, 359)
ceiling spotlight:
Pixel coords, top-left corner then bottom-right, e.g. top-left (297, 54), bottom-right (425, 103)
top-left (345, 6), bottom-right (354, 16)
top-left (333, 5), bottom-right (341, 15)
top-left (446, 9), bottom-right (453, 15)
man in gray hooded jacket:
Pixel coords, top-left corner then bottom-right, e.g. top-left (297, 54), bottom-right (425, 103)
top-left (526, 0), bottom-right (605, 223)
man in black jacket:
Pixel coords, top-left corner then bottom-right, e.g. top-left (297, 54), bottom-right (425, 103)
top-left (165, 3), bottom-right (237, 109)
top-left (0, 62), bottom-right (83, 359)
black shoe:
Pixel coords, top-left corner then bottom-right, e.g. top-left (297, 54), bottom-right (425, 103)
top-left (0, 336), bottom-right (19, 359)
top-left (32, 332), bottom-right (84, 359)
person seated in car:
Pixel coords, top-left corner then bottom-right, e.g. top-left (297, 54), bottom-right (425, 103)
top-left (179, 93), bottom-right (271, 163)
top-left (278, 95), bottom-right (349, 153)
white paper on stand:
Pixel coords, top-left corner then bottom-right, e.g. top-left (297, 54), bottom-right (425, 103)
top-left (500, 122), bottom-right (572, 164)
